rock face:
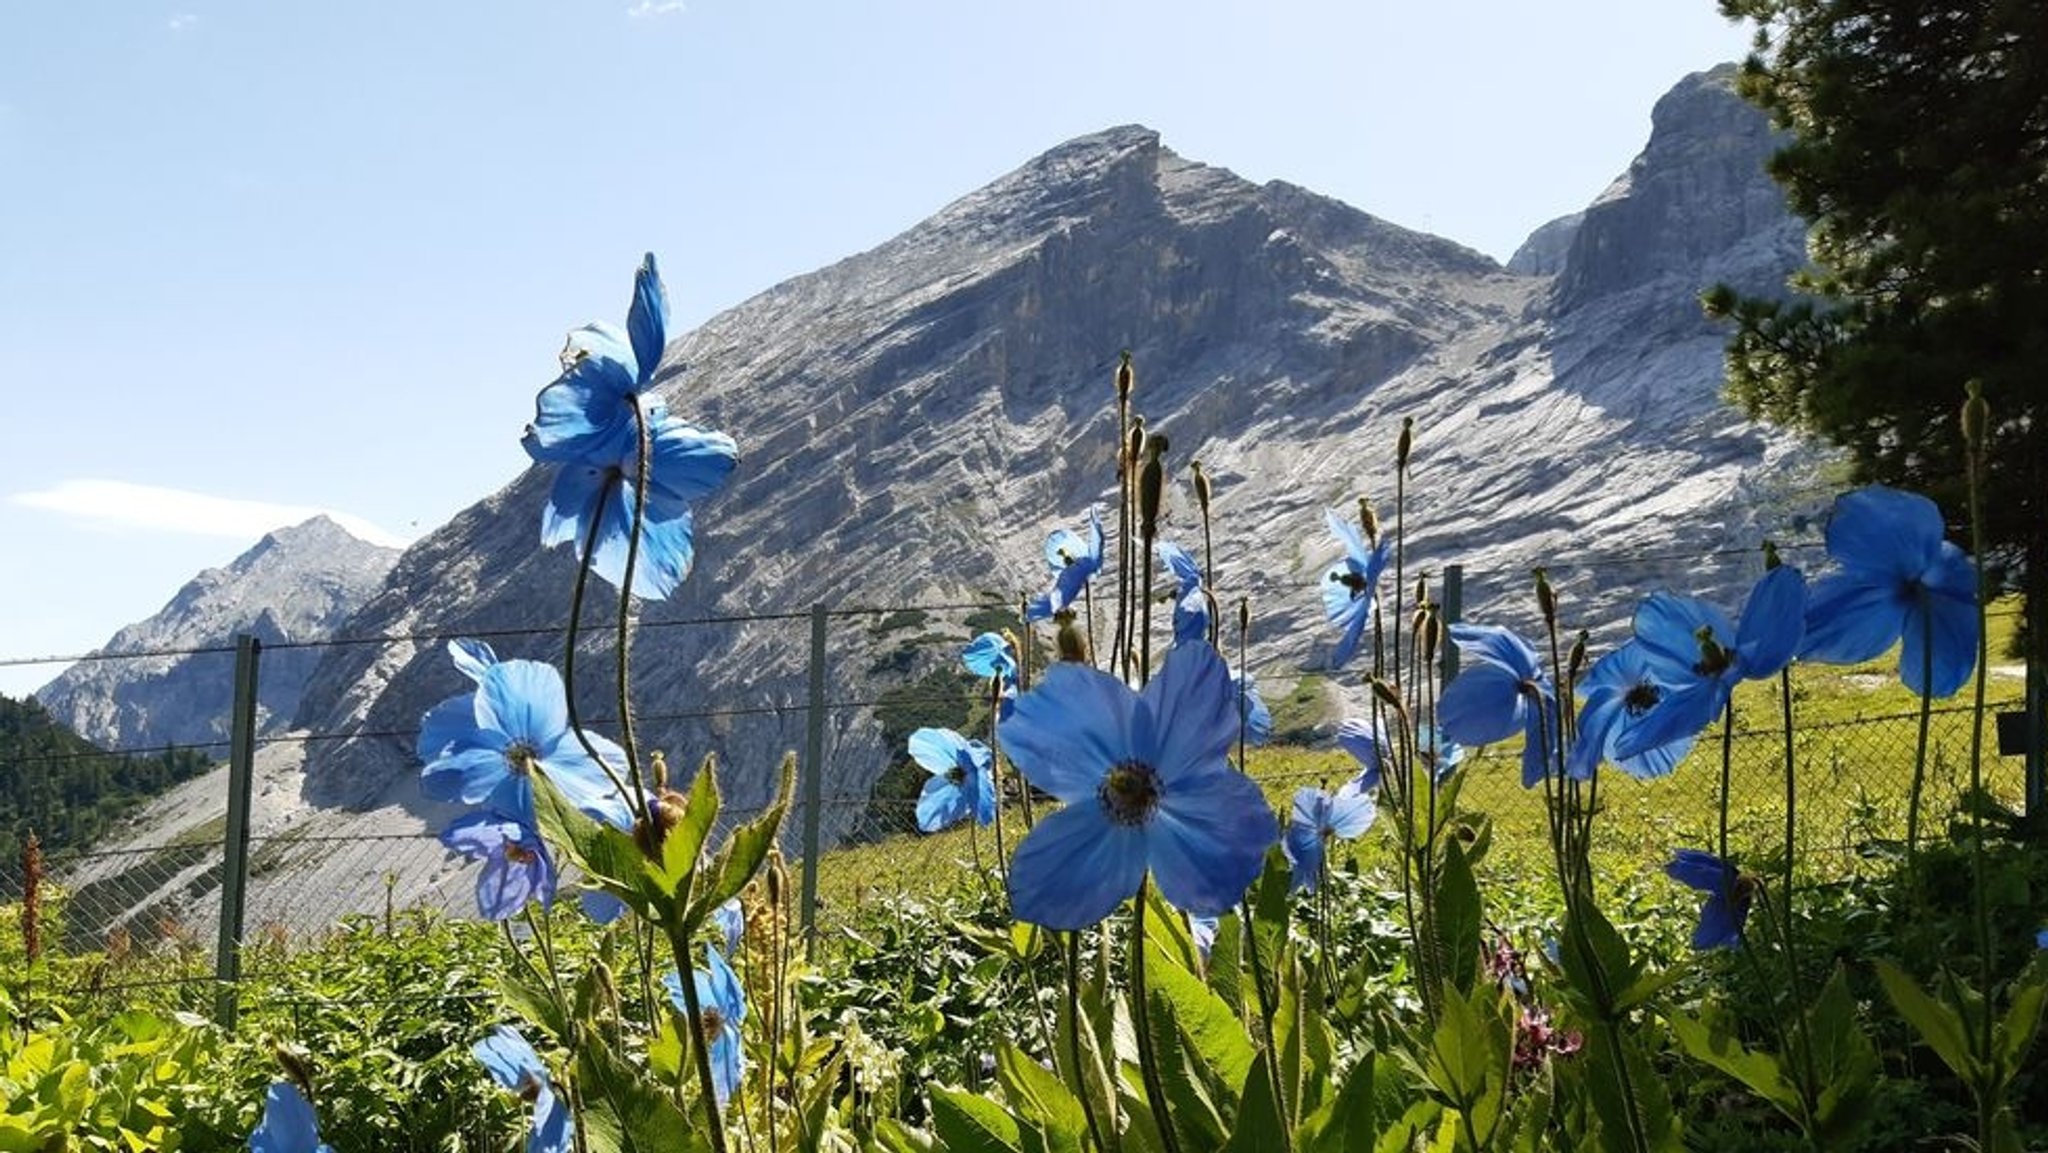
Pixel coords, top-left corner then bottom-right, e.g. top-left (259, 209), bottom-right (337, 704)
top-left (35, 516), bottom-right (401, 751)
top-left (88, 66), bottom-right (1828, 930)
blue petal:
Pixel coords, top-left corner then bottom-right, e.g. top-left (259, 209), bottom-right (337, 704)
top-left (1283, 793), bottom-right (1326, 891)
top-left (626, 253), bottom-right (668, 386)
top-left (1735, 565), bottom-right (1806, 679)
top-left (1665, 848), bottom-right (1733, 894)
top-left (1337, 717), bottom-right (1390, 789)
top-left (1438, 663), bottom-right (1526, 747)
top-left (580, 890), bottom-right (626, 925)
top-left (535, 729), bottom-right (633, 830)
top-left (1320, 560), bottom-right (1360, 624)
top-left (1329, 597), bottom-right (1369, 669)
top-left (530, 1084), bottom-right (573, 1153)
top-left (1691, 894), bottom-right (1744, 951)
top-left (1801, 572), bottom-right (1907, 665)
top-left (961, 633), bottom-right (1017, 679)
top-left (1449, 624), bottom-right (1542, 681)
top-left (1138, 643), bottom-right (1238, 785)
top-left (422, 746), bottom-right (515, 807)
top-left (916, 775), bottom-right (969, 833)
top-left (1567, 688), bottom-right (1621, 782)
top-left (1610, 681), bottom-right (1724, 760)
top-left (702, 945), bottom-right (746, 1021)
top-left (561, 320), bottom-right (632, 368)
top-left (539, 463), bottom-right (616, 551)
top-left (1234, 673), bottom-right (1272, 746)
top-left (713, 898), bottom-right (745, 954)
top-left (1519, 698), bottom-right (1558, 788)
top-left (643, 417), bottom-right (740, 513)
top-left (1146, 768), bottom-right (1279, 917)
top-left (1632, 593), bottom-right (1734, 675)
top-left (1828, 485), bottom-right (1942, 580)
top-left (450, 638), bottom-right (499, 683)
top-left (474, 1026), bottom-right (547, 1093)
top-left (523, 354), bottom-right (640, 464)
top-left (1901, 580), bottom-right (1979, 698)
top-left (418, 694), bottom-right (481, 763)
top-left (1008, 803), bottom-right (1146, 929)
top-left (1003, 665), bottom-right (1136, 803)
top-left (709, 1029), bottom-right (743, 1107)
top-left (1324, 781), bottom-right (1377, 838)
top-left (1325, 507), bottom-right (1368, 565)
top-left (908, 727), bottom-right (971, 774)
top-left (1044, 527), bottom-right (1086, 572)
top-left (249, 1082), bottom-right (326, 1153)
top-left (478, 661), bottom-right (571, 748)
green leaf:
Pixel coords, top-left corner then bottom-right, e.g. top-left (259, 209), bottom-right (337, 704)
top-left (994, 1042), bottom-right (1088, 1152)
top-left (1807, 966), bottom-right (1879, 1148)
top-left (1433, 840), bottom-right (1482, 996)
top-left (931, 1085), bottom-right (1027, 1153)
top-left (497, 966), bottom-right (571, 1042)
top-left (1995, 956), bottom-right (2048, 1083)
top-left (1221, 1049), bottom-right (1291, 1153)
top-left (1141, 940), bottom-right (1256, 1099)
top-left (1140, 990), bottom-right (1229, 1151)
top-left (1876, 959), bottom-right (1979, 1081)
top-left (684, 753), bottom-right (795, 929)
top-left (1300, 1053), bottom-right (1374, 1153)
top-left (1555, 901), bottom-right (1639, 1018)
top-left (649, 754), bottom-right (722, 898)
top-left (1205, 911), bottom-right (1246, 1014)
top-left (532, 769), bottom-right (658, 914)
top-left (573, 1041), bottom-right (701, 1153)
top-left (1579, 1020), bottom-right (1682, 1153)
top-left (1250, 847), bottom-right (1293, 983)
top-left (1666, 1009), bottom-right (1802, 1117)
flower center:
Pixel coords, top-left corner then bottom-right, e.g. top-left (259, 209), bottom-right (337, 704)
top-left (504, 842), bottom-right (537, 865)
top-left (504, 741), bottom-right (541, 777)
top-left (1098, 760), bottom-right (1162, 826)
top-left (1330, 570), bottom-right (1370, 602)
top-left (946, 764), bottom-right (967, 786)
top-left (699, 1008), bottom-right (726, 1043)
top-left (1623, 682), bottom-right (1662, 715)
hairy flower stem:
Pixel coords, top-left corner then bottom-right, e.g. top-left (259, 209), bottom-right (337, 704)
top-left (1062, 934), bottom-right (1113, 1153)
top-left (988, 677), bottom-right (1012, 897)
top-left (1129, 881), bottom-right (1186, 1153)
top-left (663, 921), bottom-right (730, 1153)
top-left (1717, 707), bottom-right (1735, 865)
top-left (561, 497), bottom-right (641, 816)
top-left (611, 405), bottom-right (654, 817)
top-left (1236, 602), bottom-right (1251, 771)
top-left (1962, 395), bottom-right (1996, 1104)
top-left (1753, 887), bottom-right (1822, 1136)
top-left (1778, 670), bottom-right (1801, 991)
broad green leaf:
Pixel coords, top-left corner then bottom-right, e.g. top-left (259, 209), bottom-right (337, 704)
top-left (497, 966), bottom-right (570, 1042)
top-left (574, 1034), bottom-right (701, 1153)
top-left (1580, 1020), bottom-right (1682, 1153)
top-left (1140, 991), bottom-right (1228, 1151)
top-left (684, 754), bottom-right (795, 929)
top-left (994, 1042), bottom-right (1088, 1152)
top-left (1434, 840), bottom-right (1482, 996)
top-left (1300, 1052), bottom-right (1374, 1153)
top-left (1995, 957), bottom-right (2048, 1082)
top-left (1876, 960), bottom-right (1978, 1081)
top-left (1205, 911), bottom-right (1246, 1014)
top-left (650, 754), bottom-right (722, 898)
top-left (1666, 1009), bottom-right (1802, 1116)
top-left (1808, 967), bottom-right (1879, 1148)
top-left (533, 770), bottom-right (657, 914)
top-left (1141, 940), bottom-right (1256, 1098)
top-left (930, 1085), bottom-right (1027, 1153)
top-left (1221, 1050), bottom-right (1290, 1153)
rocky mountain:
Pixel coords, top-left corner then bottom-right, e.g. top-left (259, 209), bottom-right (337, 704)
top-left (35, 516), bottom-right (401, 751)
top-left (76, 65), bottom-right (1826, 932)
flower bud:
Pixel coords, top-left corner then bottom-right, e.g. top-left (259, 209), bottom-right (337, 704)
top-left (650, 749), bottom-right (669, 791)
top-left (1139, 452), bottom-right (1165, 539)
top-left (1116, 351), bottom-right (1134, 405)
top-left (1533, 568), bottom-right (1556, 628)
top-left (1127, 418), bottom-right (1146, 470)
top-left (1761, 540), bottom-right (1782, 571)
top-left (1368, 676), bottom-right (1404, 711)
top-left (1566, 630), bottom-right (1588, 684)
top-left (1055, 611), bottom-right (1091, 663)
top-left (1962, 379), bottom-right (1988, 449)
top-left (766, 847), bottom-right (789, 912)
top-left (1192, 460), bottom-right (1212, 518)
top-left (1237, 596), bottom-right (1250, 638)
top-left (1357, 496), bottom-right (1379, 545)
top-left (1396, 416), bottom-right (1414, 472)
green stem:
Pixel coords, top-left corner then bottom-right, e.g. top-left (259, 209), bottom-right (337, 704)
top-left (561, 487), bottom-right (639, 815)
top-left (663, 924), bottom-right (730, 1153)
top-left (1717, 705), bottom-right (1735, 865)
top-left (1906, 619), bottom-right (1935, 859)
top-left (1963, 419), bottom-right (1996, 1136)
top-left (612, 401), bottom-right (654, 817)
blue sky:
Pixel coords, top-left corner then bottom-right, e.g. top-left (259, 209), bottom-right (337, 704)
top-left (0, 1), bottom-right (1755, 700)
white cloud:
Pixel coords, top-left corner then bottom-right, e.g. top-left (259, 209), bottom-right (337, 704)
top-left (627, 0), bottom-right (686, 17)
top-left (13, 479), bottom-right (412, 549)
top-left (168, 12), bottom-right (199, 31)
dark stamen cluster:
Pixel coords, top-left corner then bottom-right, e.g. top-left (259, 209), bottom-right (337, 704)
top-left (1098, 760), bottom-right (1162, 826)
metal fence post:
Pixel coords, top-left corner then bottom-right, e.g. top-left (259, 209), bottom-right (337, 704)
top-left (2027, 655), bottom-right (2045, 825)
top-left (798, 602), bottom-right (827, 961)
top-left (213, 633), bottom-right (260, 1030)
top-left (1440, 564), bottom-right (1464, 683)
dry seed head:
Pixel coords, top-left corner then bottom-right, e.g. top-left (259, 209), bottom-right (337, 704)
top-left (1396, 417), bottom-right (1414, 471)
top-left (1533, 567), bottom-right (1556, 628)
top-left (1192, 460), bottom-right (1212, 516)
top-left (1357, 496), bottom-right (1379, 545)
top-left (1116, 350), bottom-right (1134, 403)
top-left (1139, 454), bottom-right (1165, 537)
top-left (1567, 630), bottom-right (1589, 683)
top-left (1055, 611), bottom-right (1091, 663)
top-left (1962, 379), bottom-right (1988, 449)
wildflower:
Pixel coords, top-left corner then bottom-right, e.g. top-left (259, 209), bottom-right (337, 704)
top-left (1513, 1006), bottom-right (1584, 1071)
top-left (418, 656), bottom-right (633, 830)
top-left (1611, 566), bottom-right (1806, 758)
top-left (1346, 717), bottom-right (1466, 788)
top-left (714, 897), bottom-right (745, 955)
top-left (1665, 849), bottom-right (1754, 951)
top-left (1567, 643), bottom-right (1697, 781)
top-left (1026, 507), bottom-right (1105, 621)
top-left (523, 253), bottom-right (738, 599)
top-left (664, 948), bottom-right (747, 1106)
top-left (1438, 624), bottom-right (1558, 787)
top-left (1321, 508), bottom-right (1392, 668)
top-left (1001, 642), bottom-right (1278, 929)
top-left (248, 1082), bottom-right (334, 1153)
top-left (1283, 782), bottom-right (1375, 892)
top-left (474, 1026), bottom-right (571, 1153)
top-left (1157, 541), bottom-right (1211, 645)
top-left (1418, 725), bottom-right (1466, 780)
top-left (908, 727), bottom-right (995, 833)
top-left (961, 631), bottom-right (1019, 719)
top-left (1801, 485), bottom-right (1978, 697)
top-left (439, 812), bottom-right (554, 921)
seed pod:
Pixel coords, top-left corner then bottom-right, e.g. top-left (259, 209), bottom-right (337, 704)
top-left (1055, 611), bottom-right (1091, 663)
top-left (1396, 417), bottom-right (1414, 471)
top-left (1762, 540), bottom-right (1782, 571)
top-left (1962, 379), bottom-right (1988, 449)
top-left (1533, 568), bottom-right (1556, 628)
top-left (1566, 629), bottom-right (1588, 684)
top-left (1116, 350), bottom-right (1134, 404)
top-left (1192, 460), bottom-right (1212, 517)
top-left (1358, 496), bottom-right (1379, 544)
top-left (21, 831), bottom-right (41, 964)
top-left (1139, 449), bottom-right (1165, 539)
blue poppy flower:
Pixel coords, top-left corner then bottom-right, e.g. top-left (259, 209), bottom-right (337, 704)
top-left (713, 897), bottom-right (745, 955)
top-left (1157, 541), bottom-right (1212, 645)
top-left (1568, 643), bottom-right (1698, 781)
top-left (1284, 783), bottom-right (1376, 892)
top-left (1000, 642), bottom-right (1278, 929)
top-left (1342, 717), bottom-right (1464, 788)
top-left (1611, 566), bottom-right (1806, 758)
top-left (1438, 625), bottom-right (1558, 788)
top-left (961, 631), bottom-right (1019, 719)
top-left (664, 948), bottom-right (747, 1107)
top-left (248, 1082), bottom-right (334, 1153)
top-left (1801, 485), bottom-right (1979, 697)
top-left (474, 1026), bottom-right (572, 1153)
top-left (2036, 926), bottom-right (2047, 950)
top-left (1665, 849), bottom-right (1753, 951)
top-left (1232, 669), bottom-right (1272, 746)
top-left (1320, 509), bottom-right (1393, 669)
top-left (1026, 507), bottom-right (1105, 621)
top-left (908, 727), bottom-right (995, 832)
top-left (523, 254), bottom-right (738, 600)
top-left (440, 812), bottom-right (554, 921)
top-left (449, 637), bottom-right (498, 683)
top-left (418, 656), bottom-right (633, 831)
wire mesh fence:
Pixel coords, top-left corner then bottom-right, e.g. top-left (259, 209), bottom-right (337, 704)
top-left (1, 587), bottom-right (2040, 1009)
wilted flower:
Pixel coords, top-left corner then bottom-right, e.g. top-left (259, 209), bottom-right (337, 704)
top-left (523, 253), bottom-right (738, 599)
top-left (908, 727), bottom-right (995, 833)
top-left (1802, 485), bottom-right (1978, 697)
top-left (1666, 849), bottom-right (1754, 951)
top-left (1439, 624), bottom-right (1558, 788)
top-left (1321, 508), bottom-right (1392, 668)
top-left (473, 1026), bottom-right (571, 1153)
top-left (248, 1082), bottom-right (334, 1153)
top-left (1026, 507), bottom-right (1105, 621)
top-left (440, 813), bottom-right (554, 921)
top-left (1283, 782), bottom-right (1376, 891)
top-left (1001, 643), bottom-right (1278, 929)
top-left (418, 655), bottom-right (632, 830)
